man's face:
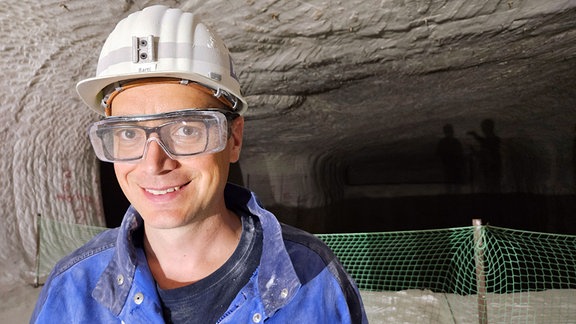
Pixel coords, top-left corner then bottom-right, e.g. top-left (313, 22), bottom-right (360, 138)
top-left (110, 83), bottom-right (243, 230)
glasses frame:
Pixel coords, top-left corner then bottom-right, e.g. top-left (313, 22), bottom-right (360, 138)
top-left (88, 109), bottom-right (239, 163)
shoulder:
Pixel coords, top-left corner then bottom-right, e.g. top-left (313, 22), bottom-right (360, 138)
top-left (280, 224), bottom-right (334, 265)
top-left (279, 223), bottom-right (367, 322)
top-left (49, 228), bottom-right (118, 278)
top-left (279, 223), bottom-right (344, 285)
top-left (32, 228), bottom-right (119, 321)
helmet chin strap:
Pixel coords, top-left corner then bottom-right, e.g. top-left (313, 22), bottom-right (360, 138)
top-left (101, 77), bottom-right (236, 116)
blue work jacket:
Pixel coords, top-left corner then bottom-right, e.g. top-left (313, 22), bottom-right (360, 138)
top-left (31, 184), bottom-right (367, 323)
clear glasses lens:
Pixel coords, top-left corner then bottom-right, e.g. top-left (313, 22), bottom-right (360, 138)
top-left (88, 109), bottom-right (230, 163)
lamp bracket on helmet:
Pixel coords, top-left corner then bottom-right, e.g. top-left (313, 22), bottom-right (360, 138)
top-left (132, 35), bottom-right (156, 64)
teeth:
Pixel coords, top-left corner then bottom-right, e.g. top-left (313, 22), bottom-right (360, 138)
top-left (146, 186), bottom-right (180, 195)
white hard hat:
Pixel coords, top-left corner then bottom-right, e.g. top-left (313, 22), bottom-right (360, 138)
top-left (76, 5), bottom-right (247, 115)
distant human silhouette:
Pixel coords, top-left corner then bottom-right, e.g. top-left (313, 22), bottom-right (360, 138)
top-left (468, 119), bottom-right (502, 193)
top-left (436, 124), bottom-right (465, 194)
top-left (573, 123), bottom-right (576, 190)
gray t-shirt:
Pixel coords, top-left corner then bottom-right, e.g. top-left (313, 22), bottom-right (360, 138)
top-left (157, 213), bottom-right (263, 324)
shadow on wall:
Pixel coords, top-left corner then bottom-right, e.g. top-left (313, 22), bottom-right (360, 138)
top-left (573, 122), bottom-right (576, 191)
top-left (288, 118), bottom-right (576, 235)
top-left (466, 119), bottom-right (502, 194)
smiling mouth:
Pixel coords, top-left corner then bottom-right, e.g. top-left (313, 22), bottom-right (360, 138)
top-left (145, 185), bottom-right (182, 196)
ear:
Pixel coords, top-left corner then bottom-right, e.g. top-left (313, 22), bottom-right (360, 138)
top-left (228, 116), bottom-right (244, 163)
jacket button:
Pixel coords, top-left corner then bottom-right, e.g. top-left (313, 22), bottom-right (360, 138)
top-left (252, 313), bottom-right (262, 323)
top-left (116, 274), bottom-right (124, 285)
top-left (133, 292), bottom-right (144, 305)
top-left (280, 288), bottom-right (288, 298)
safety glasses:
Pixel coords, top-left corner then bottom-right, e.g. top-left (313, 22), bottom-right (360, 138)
top-left (88, 109), bottom-right (237, 163)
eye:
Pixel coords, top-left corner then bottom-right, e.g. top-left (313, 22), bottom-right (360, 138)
top-left (114, 128), bottom-right (143, 142)
top-left (171, 123), bottom-right (205, 141)
top-left (121, 129), bottom-right (136, 139)
top-left (176, 125), bottom-right (200, 137)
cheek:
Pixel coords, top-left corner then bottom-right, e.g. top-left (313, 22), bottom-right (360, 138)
top-left (113, 164), bottom-right (132, 188)
top-left (203, 152), bottom-right (230, 176)
top-left (195, 151), bottom-right (232, 185)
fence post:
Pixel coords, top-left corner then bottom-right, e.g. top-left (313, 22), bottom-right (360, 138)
top-left (34, 213), bottom-right (41, 288)
top-left (473, 219), bottom-right (488, 324)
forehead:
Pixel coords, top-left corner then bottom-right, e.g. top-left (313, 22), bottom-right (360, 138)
top-left (110, 83), bottom-right (227, 117)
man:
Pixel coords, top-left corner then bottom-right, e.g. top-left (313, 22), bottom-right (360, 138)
top-left (436, 124), bottom-right (466, 194)
top-left (31, 5), bottom-right (367, 323)
top-left (467, 119), bottom-right (502, 193)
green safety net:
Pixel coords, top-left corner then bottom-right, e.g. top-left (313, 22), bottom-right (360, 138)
top-left (317, 225), bottom-right (576, 323)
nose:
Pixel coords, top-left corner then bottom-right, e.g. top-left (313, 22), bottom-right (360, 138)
top-left (140, 137), bottom-right (178, 173)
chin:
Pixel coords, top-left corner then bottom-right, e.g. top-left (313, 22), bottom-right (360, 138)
top-left (138, 208), bottom-right (187, 227)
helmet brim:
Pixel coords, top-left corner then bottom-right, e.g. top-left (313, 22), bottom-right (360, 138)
top-left (76, 71), bottom-right (247, 116)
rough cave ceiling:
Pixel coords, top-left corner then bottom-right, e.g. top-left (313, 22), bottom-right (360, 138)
top-left (216, 0), bottom-right (576, 165)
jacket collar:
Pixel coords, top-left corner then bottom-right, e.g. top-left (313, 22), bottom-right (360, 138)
top-left (224, 184), bottom-right (302, 316)
top-left (92, 183), bottom-right (301, 317)
top-left (92, 207), bottom-right (141, 316)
